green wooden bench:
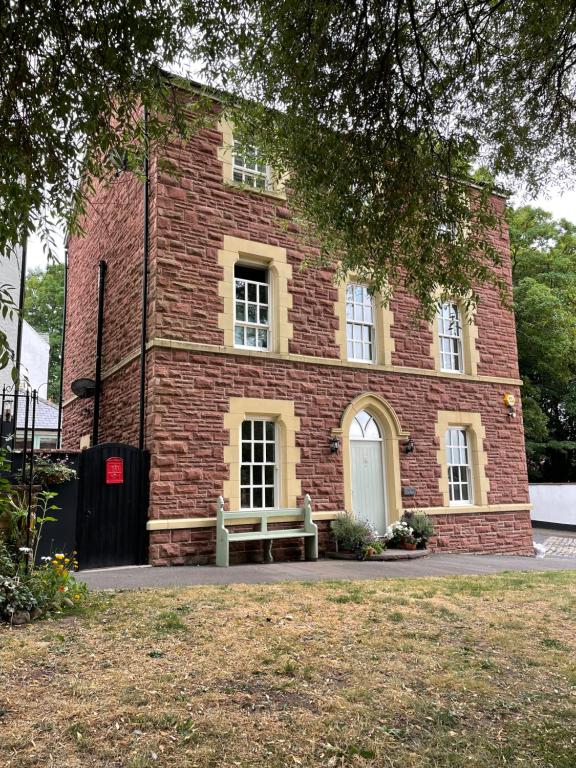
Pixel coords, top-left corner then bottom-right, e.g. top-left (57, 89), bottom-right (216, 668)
top-left (215, 494), bottom-right (318, 567)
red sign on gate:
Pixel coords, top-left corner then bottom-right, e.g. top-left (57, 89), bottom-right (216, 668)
top-left (105, 457), bottom-right (124, 484)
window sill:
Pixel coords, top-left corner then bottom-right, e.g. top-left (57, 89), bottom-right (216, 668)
top-left (233, 345), bottom-right (272, 354)
top-left (223, 179), bottom-right (287, 201)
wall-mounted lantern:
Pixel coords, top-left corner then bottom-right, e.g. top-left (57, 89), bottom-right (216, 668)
top-left (503, 392), bottom-right (517, 419)
top-left (330, 435), bottom-right (340, 454)
top-left (403, 436), bottom-right (415, 454)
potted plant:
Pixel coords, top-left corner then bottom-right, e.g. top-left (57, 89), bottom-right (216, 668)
top-left (401, 510), bottom-right (434, 549)
top-left (330, 514), bottom-right (384, 559)
top-left (383, 520), bottom-right (417, 550)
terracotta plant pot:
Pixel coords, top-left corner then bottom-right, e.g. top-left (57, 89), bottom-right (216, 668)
top-left (401, 541), bottom-right (417, 551)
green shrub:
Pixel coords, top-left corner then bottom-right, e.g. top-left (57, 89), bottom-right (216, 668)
top-left (331, 514), bottom-right (380, 555)
top-left (402, 510), bottom-right (434, 548)
top-left (0, 540), bottom-right (16, 577)
top-left (0, 575), bottom-right (37, 619)
top-left (0, 488), bottom-right (89, 623)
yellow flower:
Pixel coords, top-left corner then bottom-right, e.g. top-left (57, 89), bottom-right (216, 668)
top-left (74, 594), bottom-right (80, 600)
top-left (55, 553), bottom-right (65, 560)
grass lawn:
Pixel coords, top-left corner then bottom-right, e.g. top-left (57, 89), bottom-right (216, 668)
top-left (1, 571), bottom-right (576, 767)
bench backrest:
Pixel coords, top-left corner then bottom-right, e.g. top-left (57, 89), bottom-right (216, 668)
top-left (217, 494), bottom-right (313, 533)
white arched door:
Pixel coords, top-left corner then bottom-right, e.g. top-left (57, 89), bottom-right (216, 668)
top-left (350, 410), bottom-right (387, 534)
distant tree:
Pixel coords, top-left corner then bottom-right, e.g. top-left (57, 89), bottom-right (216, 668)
top-left (23, 264), bottom-right (65, 401)
top-left (509, 206), bottom-right (576, 481)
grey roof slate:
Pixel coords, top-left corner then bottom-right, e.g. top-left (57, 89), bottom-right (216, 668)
top-left (16, 396), bottom-right (59, 430)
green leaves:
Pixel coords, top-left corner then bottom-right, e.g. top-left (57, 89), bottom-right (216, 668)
top-left (510, 205), bottom-right (576, 481)
top-left (23, 264), bottom-right (65, 400)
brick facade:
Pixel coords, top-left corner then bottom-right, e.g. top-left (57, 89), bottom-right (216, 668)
top-left (63, 103), bottom-right (533, 566)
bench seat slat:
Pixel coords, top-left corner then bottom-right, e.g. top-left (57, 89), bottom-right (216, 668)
top-left (228, 530), bottom-right (316, 542)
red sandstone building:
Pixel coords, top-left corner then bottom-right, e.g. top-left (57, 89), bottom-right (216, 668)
top-left (62, 99), bottom-right (533, 565)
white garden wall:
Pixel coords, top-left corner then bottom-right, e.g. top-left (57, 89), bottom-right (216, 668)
top-left (529, 484), bottom-right (576, 527)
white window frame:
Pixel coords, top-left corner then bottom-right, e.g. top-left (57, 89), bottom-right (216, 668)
top-left (232, 141), bottom-right (270, 190)
top-left (438, 302), bottom-right (464, 373)
top-left (240, 418), bottom-right (278, 509)
top-left (234, 265), bottom-right (271, 351)
top-left (346, 283), bottom-right (375, 363)
top-left (445, 427), bottom-right (473, 505)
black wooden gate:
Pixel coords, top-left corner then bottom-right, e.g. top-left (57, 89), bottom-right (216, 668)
top-left (76, 443), bottom-right (150, 569)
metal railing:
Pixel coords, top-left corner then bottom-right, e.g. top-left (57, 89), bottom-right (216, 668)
top-left (1, 385), bottom-right (39, 553)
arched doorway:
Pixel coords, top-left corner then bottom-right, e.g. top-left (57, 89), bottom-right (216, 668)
top-left (338, 393), bottom-right (408, 528)
top-left (349, 410), bottom-right (387, 533)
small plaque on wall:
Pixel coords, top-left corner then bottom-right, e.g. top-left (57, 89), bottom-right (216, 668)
top-left (402, 487), bottom-right (417, 497)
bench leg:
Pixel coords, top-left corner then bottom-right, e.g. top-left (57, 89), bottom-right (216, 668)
top-left (305, 535), bottom-right (318, 562)
top-left (216, 531), bottom-right (229, 567)
top-left (263, 540), bottom-right (274, 564)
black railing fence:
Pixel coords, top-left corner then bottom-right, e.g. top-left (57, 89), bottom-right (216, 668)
top-left (1, 385), bottom-right (39, 550)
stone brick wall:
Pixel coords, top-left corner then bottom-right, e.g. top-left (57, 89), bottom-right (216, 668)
top-left (153, 126), bottom-right (520, 379)
top-left (62, 166), bottom-right (153, 447)
top-left (429, 511), bottom-right (534, 555)
top-left (63, 110), bottom-right (531, 566)
top-left (149, 512), bottom-right (534, 566)
top-left (147, 347), bottom-right (528, 517)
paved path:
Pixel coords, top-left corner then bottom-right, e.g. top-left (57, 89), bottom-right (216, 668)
top-left (78, 551), bottom-right (576, 591)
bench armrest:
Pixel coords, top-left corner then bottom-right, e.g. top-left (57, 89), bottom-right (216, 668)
top-left (216, 495), bottom-right (226, 531)
top-left (303, 493), bottom-right (317, 534)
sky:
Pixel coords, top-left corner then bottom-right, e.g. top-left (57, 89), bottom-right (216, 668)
top-left (25, 184), bottom-right (576, 272)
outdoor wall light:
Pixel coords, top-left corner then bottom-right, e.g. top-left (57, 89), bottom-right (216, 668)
top-left (503, 392), bottom-right (517, 419)
top-left (403, 437), bottom-right (415, 453)
top-left (330, 436), bottom-right (340, 453)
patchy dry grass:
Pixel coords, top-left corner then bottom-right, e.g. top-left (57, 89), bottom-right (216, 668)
top-left (1, 571), bottom-right (576, 767)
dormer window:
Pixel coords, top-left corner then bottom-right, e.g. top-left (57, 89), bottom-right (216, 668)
top-left (234, 264), bottom-right (270, 350)
top-left (233, 142), bottom-right (269, 190)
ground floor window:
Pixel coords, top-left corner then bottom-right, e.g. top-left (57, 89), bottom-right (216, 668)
top-left (240, 419), bottom-right (277, 508)
top-left (445, 427), bottom-right (473, 504)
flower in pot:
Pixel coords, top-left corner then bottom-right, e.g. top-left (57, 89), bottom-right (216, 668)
top-left (383, 520), bottom-right (416, 549)
top-left (331, 514), bottom-right (383, 559)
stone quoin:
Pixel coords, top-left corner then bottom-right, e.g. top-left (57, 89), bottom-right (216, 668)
top-left (62, 87), bottom-right (533, 566)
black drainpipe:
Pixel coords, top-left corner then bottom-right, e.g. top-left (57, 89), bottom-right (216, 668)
top-left (92, 259), bottom-right (107, 446)
top-left (57, 240), bottom-right (68, 447)
top-left (138, 106), bottom-right (150, 450)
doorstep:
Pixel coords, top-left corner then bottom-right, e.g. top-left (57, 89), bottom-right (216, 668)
top-left (326, 549), bottom-right (430, 562)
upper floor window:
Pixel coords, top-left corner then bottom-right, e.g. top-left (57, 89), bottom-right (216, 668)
top-left (346, 284), bottom-right (375, 362)
top-left (240, 419), bottom-right (277, 509)
top-left (234, 264), bottom-right (270, 350)
top-left (233, 142), bottom-right (269, 190)
top-left (445, 427), bottom-right (473, 505)
top-left (437, 302), bottom-right (463, 372)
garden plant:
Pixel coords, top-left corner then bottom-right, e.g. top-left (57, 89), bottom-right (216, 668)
top-left (0, 453), bottom-right (87, 625)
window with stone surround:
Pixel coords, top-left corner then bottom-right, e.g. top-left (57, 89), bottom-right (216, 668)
top-left (445, 427), bottom-right (473, 505)
top-left (234, 264), bottom-right (270, 350)
top-left (218, 120), bottom-right (285, 198)
top-left (335, 278), bottom-right (395, 366)
top-left (431, 298), bottom-right (479, 376)
top-left (346, 284), bottom-right (375, 362)
top-left (240, 418), bottom-right (277, 509)
top-left (218, 236), bottom-right (293, 356)
top-left (232, 142), bottom-right (270, 190)
top-left (437, 302), bottom-right (463, 372)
